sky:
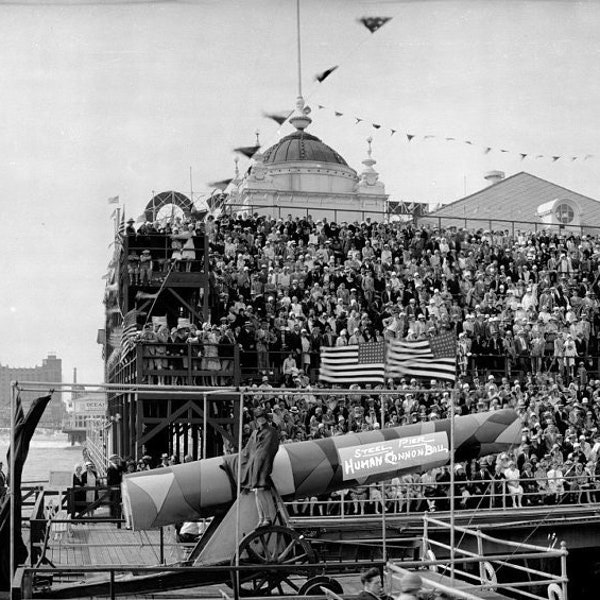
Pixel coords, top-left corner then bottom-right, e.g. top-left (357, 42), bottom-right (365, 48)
top-left (1, 0), bottom-right (599, 386)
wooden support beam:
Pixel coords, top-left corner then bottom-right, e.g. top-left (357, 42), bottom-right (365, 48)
top-left (167, 288), bottom-right (203, 323)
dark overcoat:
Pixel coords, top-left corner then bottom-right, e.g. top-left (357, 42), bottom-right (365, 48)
top-left (240, 423), bottom-right (280, 489)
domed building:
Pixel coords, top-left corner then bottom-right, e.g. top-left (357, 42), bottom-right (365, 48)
top-left (226, 97), bottom-right (388, 222)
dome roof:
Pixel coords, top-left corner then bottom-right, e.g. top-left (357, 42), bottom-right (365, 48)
top-left (262, 130), bottom-right (349, 166)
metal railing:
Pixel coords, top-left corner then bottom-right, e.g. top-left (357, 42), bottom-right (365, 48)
top-left (285, 475), bottom-right (600, 519)
top-left (390, 514), bottom-right (569, 600)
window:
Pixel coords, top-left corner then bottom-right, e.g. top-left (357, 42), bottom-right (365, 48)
top-left (554, 202), bottom-right (575, 224)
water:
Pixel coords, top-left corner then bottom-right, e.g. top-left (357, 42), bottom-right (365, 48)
top-left (0, 432), bottom-right (86, 483)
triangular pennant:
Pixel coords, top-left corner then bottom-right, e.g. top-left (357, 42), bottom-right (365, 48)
top-left (390, 129), bottom-right (397, 136)
top-left (484, 147), bottom-right (492, 154)
top-left (445, 137), bottom-right (455, 141)
top-left (536, 155), bottom-right (544, 159)
top-left (317, 104), bottom-right (326, 110)
top-left (263, 112), bottom-right (289, 125)
top-left (234, 145), bottom-right (260, 159)
top-left (334, 111), bottom-right (344, 117)
top-left (570, 157), bottom-right (578, 161)
top-left (372, 123), bottom-right (381, 129)
top-left (209, 178), bottom-right (233, 190)
top-left (552, 156), bottom-right (560, 162)
top-left (584, 154), bottom-right (594, 160)
top-left (407, 134), bottom-right (415, 142)
top-left (359, 16), bottom-right (392, 33)
top-left (464, 140), bottom-right (473, 145)
top-left (520, 153), bottom-right (528, 160)
top-left (424, 135), bottom-right (435, 140)
top-left (355, 117), bottom-right (363, 124)
top-left (314, 65), bottom-right (339, 83)
top-left (500, 149), bottom-right (509, 153)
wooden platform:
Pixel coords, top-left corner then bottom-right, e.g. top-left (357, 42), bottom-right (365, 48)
top-left (45, 523), bottom-right (173, 567)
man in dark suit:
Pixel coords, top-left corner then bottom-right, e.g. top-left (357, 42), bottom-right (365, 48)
top-left (106, 454), bottom-right (124, 524)
top-left (357, 567), bottom-right (383, 600)
top-left (240, 408), bottom-right (281, 528)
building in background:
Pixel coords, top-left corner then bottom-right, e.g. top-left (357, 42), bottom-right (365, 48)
top-left (225, 96), bottom-right (389, 223)
top-left (420, 171), bottom-right (600, 233)
top-left (0, 354), bottom-right (64, 428)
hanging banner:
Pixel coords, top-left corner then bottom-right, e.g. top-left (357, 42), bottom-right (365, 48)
top-left (337, 431), bottom-right (449, 480)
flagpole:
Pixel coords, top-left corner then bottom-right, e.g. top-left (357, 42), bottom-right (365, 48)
top-left (450, 385), bottom-right (456, 585)
top-left (449, 332), bottom-right (460, 587)
top-left (380, 395), bottom-right (387, 563)
top-left (296, 0), bottom-right (302, 97)
top-left (9, 382), bottom-right (17, 594)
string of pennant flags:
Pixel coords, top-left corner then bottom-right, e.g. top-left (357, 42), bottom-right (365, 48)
top-left (226, 12), bottom-right (594, 188)
top-left (262, 101), bottom-right (595, 164)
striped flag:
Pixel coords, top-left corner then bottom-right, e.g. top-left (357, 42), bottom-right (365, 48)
top-left (117, 212), bottom-right (126, 237)
top-left (386, 330), bottom-right (457, 382)
top-left (121, 309), bottom-right (138, 357)
top-left (107, 195), bottom-right (120, 204)
top-left (319, 341), bottom-right (385, 385)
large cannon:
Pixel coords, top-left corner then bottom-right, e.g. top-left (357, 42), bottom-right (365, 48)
top-left (123, 409), bottom-right (521, 530)
top-left (119, 409), bottom-right (521, 595)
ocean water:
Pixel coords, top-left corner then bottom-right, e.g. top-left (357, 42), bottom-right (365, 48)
top-left (0, 432), bottom-right (86, 483)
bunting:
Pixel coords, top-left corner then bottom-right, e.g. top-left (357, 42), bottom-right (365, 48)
top-left (359, 16), bottom-right (392, 34)
top-left (310, 103), bottom-right (594, 164)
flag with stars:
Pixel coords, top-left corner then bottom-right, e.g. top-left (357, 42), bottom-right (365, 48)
top-left (359, 16), bottom-right (392, 34)
top-left (386, 330), bottom-right (457, 382)
top-left (319, 341), bottom-right (385, 385)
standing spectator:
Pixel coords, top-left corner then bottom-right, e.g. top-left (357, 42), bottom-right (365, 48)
top-left (81, 461), bottom-right (98, 516)
top-left (106, 454), bottom-right (124, 524)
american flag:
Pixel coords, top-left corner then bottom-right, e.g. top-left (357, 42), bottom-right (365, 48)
top-left (386, 330), bottom-right (457, 382)
top-left (319, 341), bottom-right (385, 385)
top-left (120, 309), bottom-right (138, 357)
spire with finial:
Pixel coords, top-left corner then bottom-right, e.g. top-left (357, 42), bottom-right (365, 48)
top-left (233, 156), bottom-right (240, 182)
top-left (362, 136), bottom-right (377, 173)
top-left (358, 136), bottom-right (384, 192)
top-left (255, 129), bottom-right (261, 146)
top-left (289, 95), bottom-right (312, 131)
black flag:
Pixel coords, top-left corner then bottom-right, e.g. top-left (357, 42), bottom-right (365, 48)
top-left (314, 65), bottom-right (338, 83)
top-left (209, 178), bottom-right (233, 191)
top-left (0, 394), bottom-right (52, 590)
top-left (234, 145), bottom-right (260, 159)
top-left (263, 112), bottom-right (290, 125)
top-left (359, 16), bottom-right (392, 33)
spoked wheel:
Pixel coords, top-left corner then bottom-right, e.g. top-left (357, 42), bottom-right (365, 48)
top-left (231, 525), bottom-right (316, 596)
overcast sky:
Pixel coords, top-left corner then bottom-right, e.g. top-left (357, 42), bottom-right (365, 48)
top-left (1, 0), bottom-right (599, 386)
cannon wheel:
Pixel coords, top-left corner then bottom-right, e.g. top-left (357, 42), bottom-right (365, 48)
top-left (231, 525), bottom-right (317, 596)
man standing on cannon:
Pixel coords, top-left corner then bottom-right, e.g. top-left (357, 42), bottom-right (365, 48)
top-left (238, 407), bottom-right (280, 527)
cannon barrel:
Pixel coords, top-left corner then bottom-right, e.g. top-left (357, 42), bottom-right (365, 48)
top-left (122, 409), bottom-right (521, 530)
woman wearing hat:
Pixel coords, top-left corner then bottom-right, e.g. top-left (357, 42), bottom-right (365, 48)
top-left (81, 460), bottom-right (98, 516)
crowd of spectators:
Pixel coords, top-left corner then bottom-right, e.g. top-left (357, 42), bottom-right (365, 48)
top-left (120, 213), bottom-right (600, 513)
